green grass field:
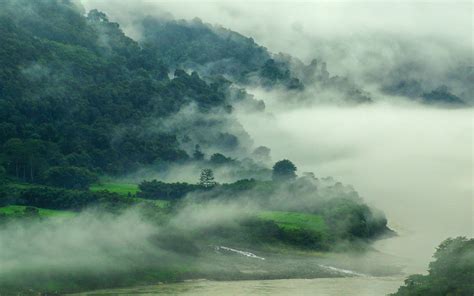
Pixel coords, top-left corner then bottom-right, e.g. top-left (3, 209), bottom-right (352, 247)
top-left (90, 182), bottom-right (139, 196)
top-left (0, 205), bottom-right (76, 218)
top-left (258, 211), bottom-right (327, 234)
top-left (91, 182), bottom-right (170, 208)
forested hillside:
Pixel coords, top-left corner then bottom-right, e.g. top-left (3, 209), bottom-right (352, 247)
top-left (139, 16), bottom-right (373, 102)
top-left (0, 0), bottom-right (263, 184)
top-left (1, 0), bottom-right (467, 186)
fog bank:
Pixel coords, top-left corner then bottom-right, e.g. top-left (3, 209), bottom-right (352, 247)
top-left (80, 0), bottom-right (473, 105)
top-left (238, 103), bottom-right (473, 273)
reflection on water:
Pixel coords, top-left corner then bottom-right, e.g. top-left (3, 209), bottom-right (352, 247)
top-left (74, 277), bottom-right (403, 296)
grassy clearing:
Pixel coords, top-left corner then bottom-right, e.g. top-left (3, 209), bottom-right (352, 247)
top-left (0, 205), bottom-right (76, 218)
top-left (91, 182), bottom-right (169, 208)
top-left (90, 182), bottom-right (139, 196)
top-left (258, 211), bottom-right (327, 234)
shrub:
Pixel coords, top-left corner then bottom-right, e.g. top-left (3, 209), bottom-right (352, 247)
top-left (42, 166), bottom-right (98, 190)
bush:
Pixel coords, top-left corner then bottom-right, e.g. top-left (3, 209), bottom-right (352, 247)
top-left (42, 166), bottom-right (98, 190)
top-left (320, 197), bottom-right (388, 240)
top-left (17, 187), bottom-right (134, 211)
top-left (210, 153), bottom-right (234, 165)
top-left (138, 180), bottom-right (201, 200)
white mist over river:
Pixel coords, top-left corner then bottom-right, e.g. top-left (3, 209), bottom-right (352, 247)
top-left (239, 103), bottom-right (473, 275)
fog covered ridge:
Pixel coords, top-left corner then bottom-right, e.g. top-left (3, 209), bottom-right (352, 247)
top-left (83, 0), bottom-right (473, 106)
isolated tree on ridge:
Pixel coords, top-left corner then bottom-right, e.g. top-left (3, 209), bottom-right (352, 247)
top-left (272, 159), bottom-right (297, 182)
top-left (199, 168), bottom-right (217, 188)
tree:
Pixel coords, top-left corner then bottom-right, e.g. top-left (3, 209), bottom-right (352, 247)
top-left (0, 165), bottom-right (6, 184)
top-left (391, 237), bottom-right (474, 296)
top-left (199, 168), bottom-right (217, 188)
top-left (3, 138), bottom-right (25, 179)
top-left (193, 144), bottom-right (205, 161)
top-left (252, 146), bottom-right (271, 163)
top-left (272, 159), bottom-right (297, 181)
top-left (138, 180), bottom-right (200, 200)
top-left (42, 166), bottom-right (98, 190)
top-left (210, 153), bottom-right (233, 165)
top-left (23, 206), bottom-right (40, 218)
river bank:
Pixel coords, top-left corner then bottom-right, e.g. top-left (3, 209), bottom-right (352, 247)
top-left (72, 276), bottom-right (404, 296)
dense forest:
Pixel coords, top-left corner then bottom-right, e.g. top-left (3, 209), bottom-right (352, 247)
top-left (0, 0), bottom-right (468, 186)
top-left (0, 0), bottom-right (267, 183)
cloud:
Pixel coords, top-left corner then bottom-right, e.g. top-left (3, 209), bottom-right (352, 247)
top-left (80, 0), bottom-right (472, 105)
top-left (237, 102), bottom-right (473, 272)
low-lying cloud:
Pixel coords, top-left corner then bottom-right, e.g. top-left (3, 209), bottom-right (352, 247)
top-left (237, 102), bottom-right (473, 273)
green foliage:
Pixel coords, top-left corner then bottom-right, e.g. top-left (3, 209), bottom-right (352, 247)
top-left (221, 179), bottom-right (259, 192)
top-left (259, 59), bottom-right (304, 90)
top-left (42, 166), bottom-right (98, 190)
top-left (209, 153), bottom-right (234, 165)
top-left (199, 168), bottom-right (217, 188)
top-left (2, 138), bottom-right (63, 182)
top-left (421, 86), bottom-right (465, 106)
top-left (0, 165), bottom-right (6, 183)
top-left (320, 197), bottom-right (388, 240)
top-left (252, 146), bottom-right (271, 163)
top-left (258, 211), bottom-right (328, 249)
top-left (392, 237), bottom-right (474, 296)
top-left (258, 211), bottom-right (326, 233)
top-left (383, 81), bottom-right (466, 106)
top-left (8, 185), bottom-right (135, 211)
top-left (139, 17), bottom-right (305, 91)
top-left (0, 0), bottom-right (245, 183)
top-left (272, 159), bottom-right (297, 181)
top-left (138, 180), bottom-right (201, 200)
top-left (193, 144), bottom-right (205, 161)
top-left (90, 182), bottom-right (139, 196)
top-left (140, 17), bottom-right (270, 76)
top-left (134, 198), bottom-right (170, 209)
top-left (0, 205), bottom-right (75, 218)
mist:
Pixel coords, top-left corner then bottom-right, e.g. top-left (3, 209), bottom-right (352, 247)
top-left (81, 1), bottom-right (473, 103)
top-left (0, 210), bottom-right (158, 275)
top-left (1, 0), bottom-right (472, 294)
top-left (237, 102), bottom-right (473, 273)
top-left (0, 174), bottom-right (391, 292)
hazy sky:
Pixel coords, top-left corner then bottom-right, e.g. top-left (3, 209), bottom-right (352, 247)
top-left (81, 0), bottom-right (472, 56)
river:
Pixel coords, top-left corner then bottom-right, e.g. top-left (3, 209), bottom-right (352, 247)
top-left (74, 277), bottom-right (404, 295)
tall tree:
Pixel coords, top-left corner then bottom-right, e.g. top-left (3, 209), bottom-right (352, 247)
top-left (199, 168), bottom-right (216, 188)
